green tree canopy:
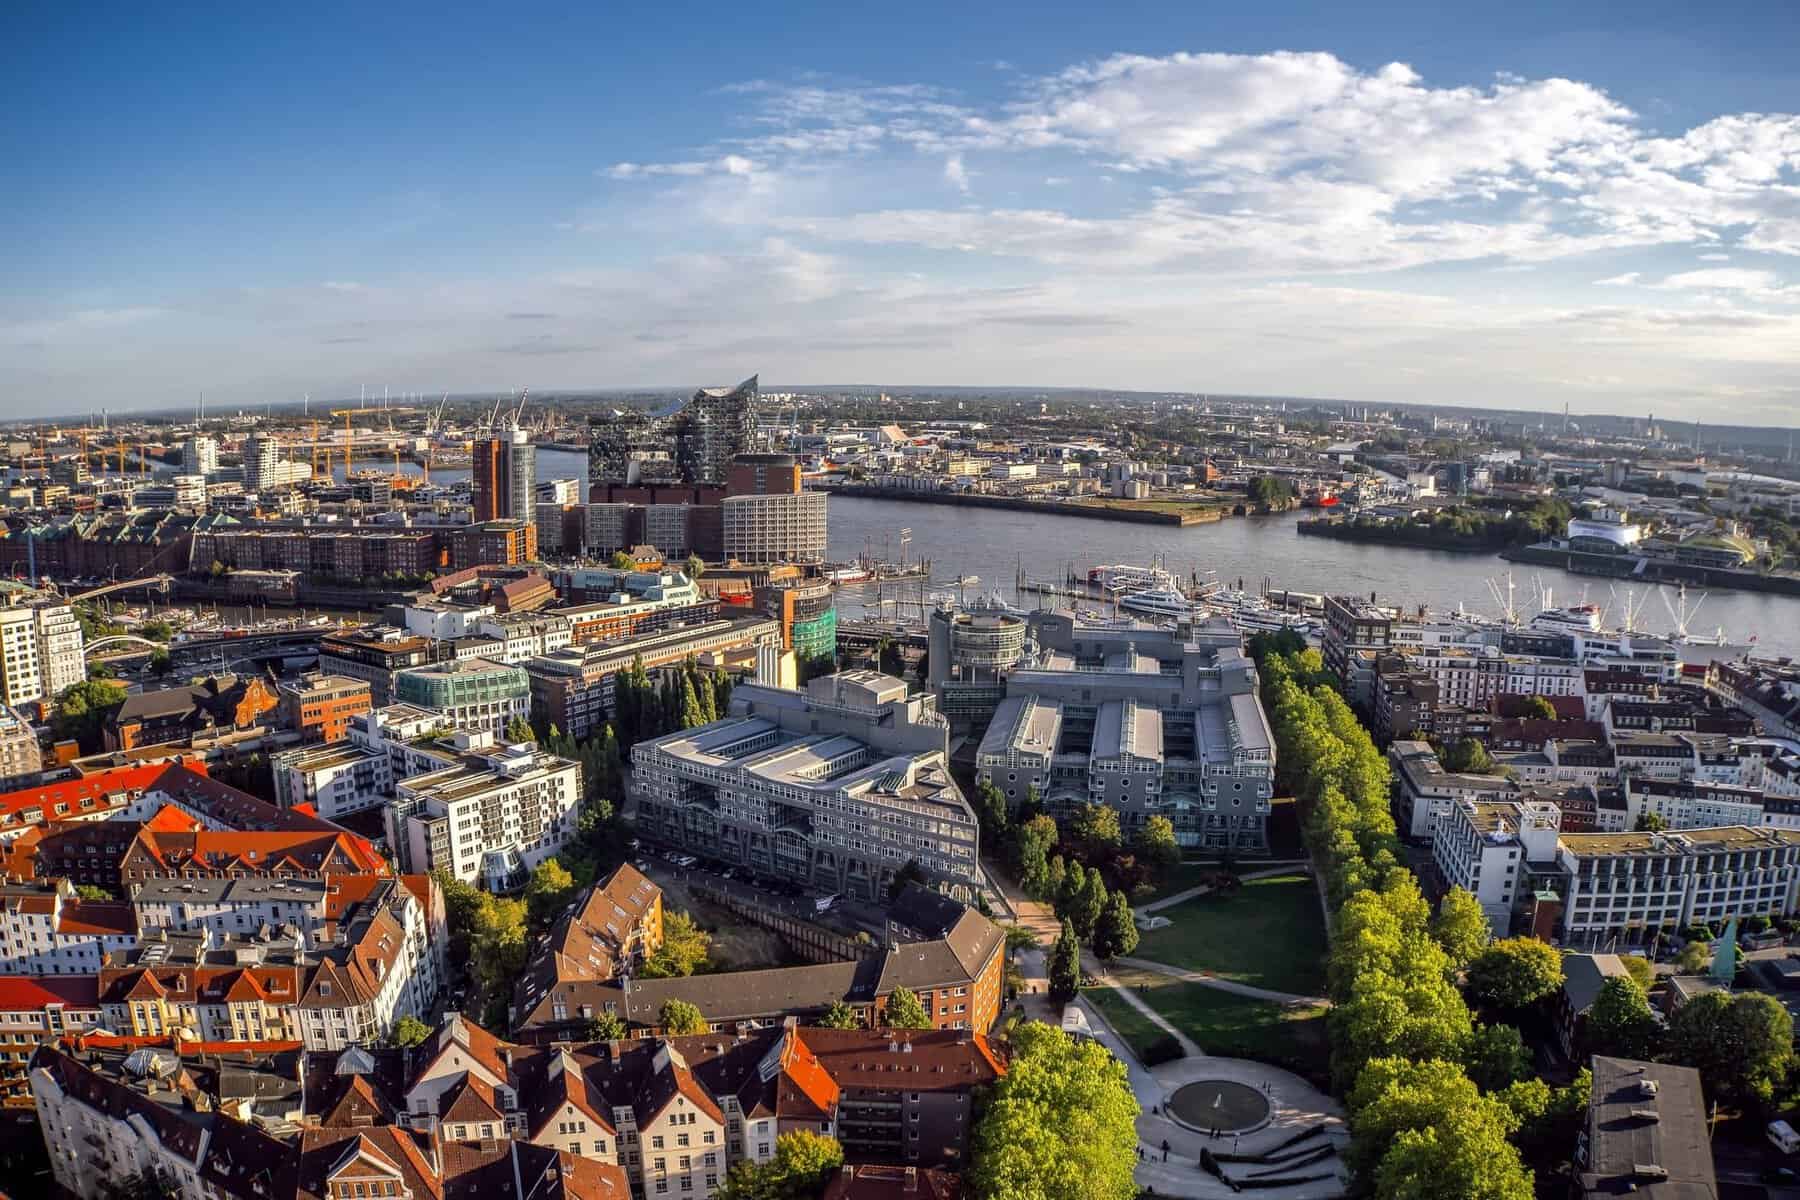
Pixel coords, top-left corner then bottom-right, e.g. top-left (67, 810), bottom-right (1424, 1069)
top-left (818, 1000), bottom-right (860, 1030)
top-left (1047, 919), bottom-right (1081, 1004)
top-left (390, 1016), bottom-right (432, 1048)
top-left (1092, 890), bottom-right (1140, 962)
top-left (968, 1023), bottom-right (1140, 1200)
top-left (659, 999), bottom-right (707, 1035)
top-left (504, 715), bottom-right (537, 744)
top-left (523, 859), bottom-right (578, 930)
top-left (1460, 1023), bottom-right (1530, 1092)
top-left (52, 677), bottom-right (128, 752)
top-left (1429, 887), bottom-right (1491, 972)
top-left (74, 884), bottom-right (113, 901)
top-left (1665, 990), bottom-right (1795, 1109)
top-left (640, 910), bottom-right (712, 979)
top-left (1071, 870), bottom-right (1108, 942)
top-left (1521, 695), bottom-right (1558, 720)
top-left (1439, 738), bottom-right (1498, 775)
top-left (882, 985), bottom-right (931, 1030)
top-left (1466, 938), bottom-right (1564, 1010)
top-left (586, 1011), bottom-right (628, 1041)
top-left (1070, 802), bottom-right (1122, 852)
top-left (717, 1130), bottom-right (844, 1200)
top-left (1347, 1056), bottom-right (1533, 1196)
top-left (1583, 976), bottom-right (1661, 1061)
top-left (1132, 814), bottom-right (1180, 868)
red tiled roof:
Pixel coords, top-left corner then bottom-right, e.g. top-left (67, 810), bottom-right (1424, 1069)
top-left (0, 759), bottom-right (205, 829)
top-left (0, 975), bottom-right (100, 1010)
top-left (57, 899), bottom-right (136, 936)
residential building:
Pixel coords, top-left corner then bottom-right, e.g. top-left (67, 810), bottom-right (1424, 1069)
top-left (1574, 1058), bottom-right (1714, 1199)
top-left (720, 491), bottom-right (828, 564)
top-left (183, 433), bottom-right (219, 476)
top-left (473, 425), bottom-right (536, 530)
top-left (1606, 776), bottom-right (1769, 833)
top-left (0, 977), bottom-right (103, 1102)
top-left (1554, 953), bottom-right (1630, 1056)
top-left (276, 673), bottom-right (372, 744)
top-left (511, 863), bottom-right (663, 1029)
top-left (1430, 799), bottom-right (1563, 933)
top-left (476, 610), bottom-right (573, 663)
top-left (449, 517), bottom-right (539, 569)
top-left (393, 656), bottom-right (530, 736)
top-left (0, 704), bottom-right (42, 786)
top-left (634, 671), bottom-right (980, 901)
top-left (389, 734), bottom-right (581, 890)
top-left (1388, 740), bottom-right (1519, 840)
top-left (242, 432), bottom-right (311, 491)
top-left (976, 612), bottom-right (1277, 852)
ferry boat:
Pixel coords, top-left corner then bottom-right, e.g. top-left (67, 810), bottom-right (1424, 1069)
top-left (825, 565), bottom-right (873, 584)
top-left (1087, 563), bottom-right (1179, 593)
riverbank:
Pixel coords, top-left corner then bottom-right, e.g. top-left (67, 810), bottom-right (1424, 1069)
top-left (1295, 517), bottom-right (1502, 554)
top-left (1500, 543), bottom-right (1800, 598)
top-left (822, 484), bottom-right (1229, 526)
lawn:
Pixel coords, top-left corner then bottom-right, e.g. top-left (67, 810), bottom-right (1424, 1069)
top-left (1133, 873), bottom-right (1327, 996)
top-left (1084, 986), bottom-right (1171, 1061)
top-left (1110, 968), bottom-right (1332, 1089)
top-left (1142, 862), bottom-right (1224, 903)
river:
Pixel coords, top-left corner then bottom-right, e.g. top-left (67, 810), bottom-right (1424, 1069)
top-left (825, 495), bottom-right (1800, 660)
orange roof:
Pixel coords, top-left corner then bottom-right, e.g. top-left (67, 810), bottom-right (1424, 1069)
top-left (0, 975), bottom-right (100, 1010)
top-left (0, 759), bottom-right (205, 830)
top-left (144, 805), bottom-right (204, 833)
top-left (57, 899), bottom-right (136, 936)
top-left (775, 1028), bottom-right (840, 1117)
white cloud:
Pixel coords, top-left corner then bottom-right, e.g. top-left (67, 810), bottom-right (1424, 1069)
top-left (604, 155), bottom-right (762, 180)
top-left (944, 154), bottom-right (971, 194)
top-left (1594, 273), bottom-right (1640, 286)
top-left (1698, 252), bottom-right (1732, 261)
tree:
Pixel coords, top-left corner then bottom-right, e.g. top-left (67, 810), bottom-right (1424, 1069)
top-left (1014, 813), bottom-right (1058, 897)
top-left (640, 910), bottom-right (711, 978)
top-left (1521, 695), bottom-right (1558, 721)
top-left (1634, 812), bottom-right (1667, 832)
top-left (718, 1130), bottom-right (844, 1200)
top-left (1620, 954), bottom-right (1655, 991)
top-left (504, 715), bottom-right (537, 745)
top-left (148, 647), bottom-right (172, 677)
top-left (887, 859), bottom-right (926, 901)
top-left (818, 1000), bottom-right (860, 1029)
top-left (1430, 888), bottom-right (1490, 972)
top-left (391, 1015), bottom-right (432, 1048)
top-left (1460, 1023), bottom-right (1530, 1091)
top-left (882, 985), bottom-right (931, 1029)
top-left (610, 550), bottom-right (636, 570)
top-left (1677, 940), bottom-right (1711, 974)
top-left (470, 893), bottom-right (529, 1029)
top-left (1439, 738), bottom-right (1497, 775)
top-left (139, 618), bottom-right (174, 643)
top-left (1373, 1117), bottom-right (1534, 1200)
top-left (1583, 976), bottom-right (1660, 1060)
top-left (684, 554), bottom-right (706, 580)
top-left (523, 859), bottom-right (578, 930)
top-left (1132, 814), bottom-right (1180, 868)
top-left (74, 884), bottom-right (113, 901)
top-left (1091, 890), bottom-right (1139, 962)
top-left (1071, 871), bottom-right (1107, 942)
top-left (1048, 919), bottom-right (1081, 1003)
top-left (1247, 475), bottom-right (1294, 509)
top-left (585, 1011), bottom-right (628, 1041)
top-left (1466, 938), bottom-right (1563, 1009)
top-left (968, 1022), bottom-right (1139, 1200)
top-left (51, 677), bottom-right (128, 752)
top-left (1070, 802), bottom-right (1122, 853)
top-left (1003, 924), bottom-right (1041, 954)
top-left (659, 999), bottom-right (707, 1035)
top-left (1666, 990), bottom-right (1794, 1109)
top-left (1347, 1057), bottom-right (1533, 1198)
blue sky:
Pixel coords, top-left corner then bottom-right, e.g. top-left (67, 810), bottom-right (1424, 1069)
top-left (4, 1), bottom-right (1798, 420)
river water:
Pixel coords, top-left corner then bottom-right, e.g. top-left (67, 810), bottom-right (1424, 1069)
top-left (825, 495), bottom-right (1800, 661)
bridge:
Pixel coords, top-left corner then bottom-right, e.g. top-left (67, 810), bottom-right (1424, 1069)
top-left (89, 628), bottom-right (334, 671)
top-left (83, 634), bottom-right (169, 658)
top-left (66, 575), bottom-right (174, 603)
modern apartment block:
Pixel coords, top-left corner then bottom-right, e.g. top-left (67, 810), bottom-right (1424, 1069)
top-left (926, 599), bottom-right (1030, 733)
top-left (633, 671), bottom-right (981, 900)
top-left (1432, 795), bottom-right (1800, 945)
top-left (319, 626), bottom-right (452, 705)
top-left (390, 734), bottom-right (581, 890)
top-left (1389, 739), bottom-right (1520, 840)
top-left (270, 703), bottom-right (448, 818)
top-left (0, 596), bottom-right (85, 709)
top-left (393, 656), bottom-right (530, 736)
top-left (976, 612), bottom-right (1277, 851)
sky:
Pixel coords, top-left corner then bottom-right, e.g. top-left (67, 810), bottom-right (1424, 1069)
top-left (3, 1), bottom-right (1799, 422)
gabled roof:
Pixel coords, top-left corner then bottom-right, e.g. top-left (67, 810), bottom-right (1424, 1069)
top-left (438, 1074), bottom-right (506, 1126)
top-left (0, 758), bottom-right (201, 832)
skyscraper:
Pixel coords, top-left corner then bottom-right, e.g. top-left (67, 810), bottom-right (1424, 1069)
top-left (473, 424), bottom-right (536, 529)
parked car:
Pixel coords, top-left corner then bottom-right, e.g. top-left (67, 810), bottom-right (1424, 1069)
top-left (814, 893), bottom-right (840, 914)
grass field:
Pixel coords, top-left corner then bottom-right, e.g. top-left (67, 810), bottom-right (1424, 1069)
top-left (1105, 969), bottom-right (1332, 1088)
top-left (1142, 862), bottom-right (1225, 902)
top-left (1083, 986), bottom-right (1172, 1060)
top-left (1133, 873), bottom-right (1327, 996)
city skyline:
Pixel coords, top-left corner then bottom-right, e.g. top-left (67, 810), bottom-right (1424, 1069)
top-left (4, 3), bottom-right (1798, 420)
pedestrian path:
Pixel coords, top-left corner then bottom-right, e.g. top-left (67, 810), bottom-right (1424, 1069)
top-left (1086, 957), bottom-right (1203, 1058)
top-left (1114, 956), bottom-right (1331, 1007)
top-left (1138, 863), bottom-right (1313, 914)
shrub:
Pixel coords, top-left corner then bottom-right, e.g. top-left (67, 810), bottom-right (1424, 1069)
top-left (1140, 1034), bottom-right (1186, 1067)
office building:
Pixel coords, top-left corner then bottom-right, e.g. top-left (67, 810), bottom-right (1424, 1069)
top-left (1431, 798), bottom-right (1563, 933)
top-left (525, 615), bottom-right (781, 740)
top-left (1389, 739), bottom-right (1520, 840)
top-left (277, 673), bottom-right (373, 744)
top-left (393, 656), bottom-right (530, 736)
top-left (757, 578), bottom-right (837, 661)
top-left (634, 671), bottom-right (981, 900)
top-left (474, 425), bottom-right (537, 529)
top-left (0, 595), bottom-right (87, 709)
top-left (0, 705), bottom-right (41, 786)
top-left (475, 611), bottom-right (573, 663)
top-left (976, 612), bottom-right (1277, 852)
top-left (926, 599), bottom-right (1030, 733)
top-left (320, 627), bottom-right (451, 705)
top-left (242, 432), bottom-right (311, 491)
top-left (389, 733), bottom-right (581, 890)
